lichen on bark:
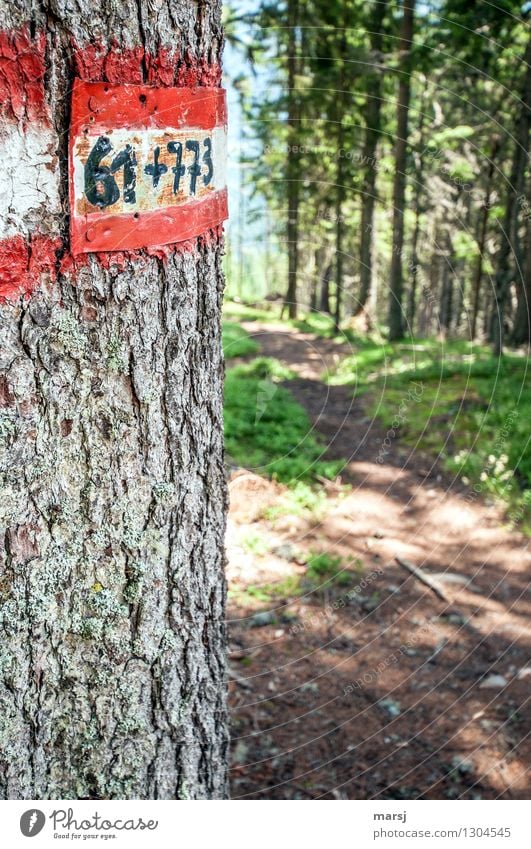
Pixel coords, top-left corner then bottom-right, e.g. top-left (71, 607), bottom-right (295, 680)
top-left (0, 0), bottom-right (228, 800)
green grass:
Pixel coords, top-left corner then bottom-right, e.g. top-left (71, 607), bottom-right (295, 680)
top-left (262, 481), bottom-right (330, 521)
top-left (229, 553), bottom-right (363, 608)
top-left (328, 337), bottom-right (531, 529)
top-left (240, 532), bottom-right (269, 556)
top-left (222, 302), bottom-right (530, 529)
top-left (222, 321), bottom-right (260, 358)
top-left (224, 358), bottom-right (343, 483)
top-left (223, 300), bottom-right (280, 322)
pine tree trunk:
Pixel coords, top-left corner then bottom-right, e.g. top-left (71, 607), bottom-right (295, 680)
top-left (511, 189), bottom-right (531, 347)
top-left (320, 262), bottom-right (333, 314)
top-left (0, 0), bottom-right (228, 800)
top-left (438, 234), bottom-right (454, 337)
top-left (285, 0), bottom-right (299, 319)
top-left (491, 34), bottom-right (531, 355)
top-left (470, 135), bottom-right (499, 339)
top-left (388, 0), bottom-right (415, 341)
top-left (355, 0), bottom-right (388, 315)
top-left (406, 79), bottom-right (427, 332)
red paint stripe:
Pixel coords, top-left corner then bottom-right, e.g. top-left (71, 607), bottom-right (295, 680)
top-left (0, 25), bottom-right (48, 125)
top-left (70, 80), bottom-right (227, 135)
top-left (70, 188), bottom-right (228, 254)
top-left (0, 234), bottom-right (61, 301)
top-left (73, 41), bottom-right (222, 88)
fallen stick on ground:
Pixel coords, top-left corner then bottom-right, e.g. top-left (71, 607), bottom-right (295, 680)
top-left (395, 556), bottom-right (450, 602)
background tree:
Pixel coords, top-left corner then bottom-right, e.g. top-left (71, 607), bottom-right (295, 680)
top-left (228, 0), bottom-right (530, 348)
top-left (355, 0), bottom-right (390, 316)
top-left (388, 0), bottom-right (415, 341)
top-left (0, 0), bottom-right (228, 799)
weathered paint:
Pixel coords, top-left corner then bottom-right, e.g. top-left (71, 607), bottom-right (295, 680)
top-left (0, 26), bottom-right (48, 125)
top-left (0, 25), bottom-right (227, 300)
top-left (0, 123), bottom-right (61, 241)
top-left (73, 41), bottom-right (223, 88)
top-left (0, 234), bottom-right (61, 299)
top-left (69, 81), bottom-right (228, 253)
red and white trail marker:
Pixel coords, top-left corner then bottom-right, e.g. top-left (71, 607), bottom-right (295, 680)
top-left (69, 80), bottom-right (228, 253)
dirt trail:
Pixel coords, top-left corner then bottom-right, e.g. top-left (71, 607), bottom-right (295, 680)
top-left (227, 322), bottom-right (531, 800)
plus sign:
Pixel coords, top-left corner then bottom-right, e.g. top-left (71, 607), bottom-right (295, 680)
top-left (144, 146), bottom-right (168, 188)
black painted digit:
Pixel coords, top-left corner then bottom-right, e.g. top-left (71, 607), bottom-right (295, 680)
top-left (144, 146), bottom-right (168, 188)
top-left (167, 141), bottom-right (186, 194)
top-left (84, 136), bottom-right (121, 208)
top-left (110, 144), bottom-right (137, 204)
top-left (185, 140), bottom-right (201, 195)
top-left (203, 137), bottom-right (213, 186)
top-left (85, 136), bottom-right (138, 208)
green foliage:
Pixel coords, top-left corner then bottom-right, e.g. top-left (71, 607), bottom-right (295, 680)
top-left (262, 481), bottom-right (329, 521)
top-left (224, 300), bottom-right (280, 322)
top-left (240, 532), bottom-right (269, 556)
top-left (222, 321), bottom-right (260, 359)
top-left (329, 337), bottom-right (531, 526)
top-left (224, 358), bottom-right (343, 483)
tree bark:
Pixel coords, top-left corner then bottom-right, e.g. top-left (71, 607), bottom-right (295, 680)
top-left (0, 0), bottom-right (228, 800)
top-left (406, 78), bottom-right (428, 332)
top-left (320, 261), bottom-right (333, 314)
top-left (333, 14), bottom-right (348, 331)
top-left (355, 0), bottom-right (388, 315)
top-left (470, 135), bottom-right (499, 339)
top-left (388, 0), bottom-right (415, 341)
top-left (284, 0), bottom-right (300, 319)
top-left (491, 34), bottom-right (531, 355)
top-left (438, 233), bottom-right (454, 337)
top-left (511, 183), bottom-right (531, 347)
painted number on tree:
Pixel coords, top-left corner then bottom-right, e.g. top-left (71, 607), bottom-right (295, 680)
top-left (69, 81), bottom-right (228, 253)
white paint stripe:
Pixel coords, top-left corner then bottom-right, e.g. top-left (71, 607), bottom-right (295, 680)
top-left (72, 125), bottom-right (227, 217)
top-left (0, 121), bottom-right (60, 239)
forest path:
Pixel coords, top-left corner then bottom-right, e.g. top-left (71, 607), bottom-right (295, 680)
top-left (227, 321), bottom-right (531, 801)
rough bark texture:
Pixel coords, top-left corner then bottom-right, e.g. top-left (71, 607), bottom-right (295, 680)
top-left (470, 135), bottom-right (499, 339)
top-left (491, 34), bottom-right (531, 355)
top-left (355, 0), bottom-right (388, 316)
top-left (284, 0), bottom-right (299, 320)
top-left (388, 0), bottom-right (415, 341)
top-left (0, 0), bottom-right (228, 800)
top-left (512, 186), bottom-right (531, 347)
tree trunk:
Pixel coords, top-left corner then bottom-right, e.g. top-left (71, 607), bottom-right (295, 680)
top-left (311, 246), bottom-right (325, 311)
top-left (388, 0), bottom-right (415, 341)
top-left (438, 233), bottom-right (454, 337)
top-left (0, 0), bottom-right (228, 800)
top-left (334, 18), bottom-right (348, 331)
top-left (491, 34), bottom-right (531, 355)
top-left (355, 0), bottom-right (388, 315)
top-left (406, 77), bottom-right (428, 332)
top-left (471, 134), bottom-right (499, 339)
top-left (285, 0), bottom-right (300, 319)
top-left (334, 146), bottom-right (345, 330)
top-left (320, 262), bottom-right (333, 313)
top-left (511, 181), bottom-right (531, 347)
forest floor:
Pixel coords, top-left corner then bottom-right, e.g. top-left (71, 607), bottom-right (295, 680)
top-left (225, 319), bottom-right (530, 800)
